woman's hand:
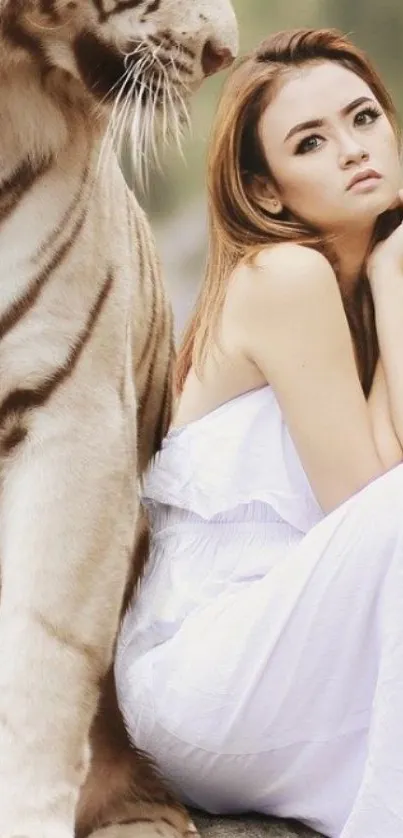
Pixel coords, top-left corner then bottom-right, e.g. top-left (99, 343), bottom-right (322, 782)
top-left (367, 190), bottom-right (403, 283)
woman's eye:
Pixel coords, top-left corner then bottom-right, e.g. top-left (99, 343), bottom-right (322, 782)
top-left (354, 106), bottom-right (382, 127)
top-left (295, 135), bottom-right (322, 155)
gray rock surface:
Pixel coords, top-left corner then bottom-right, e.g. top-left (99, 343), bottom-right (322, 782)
top-left (194, 814), bottom-right (323, 838)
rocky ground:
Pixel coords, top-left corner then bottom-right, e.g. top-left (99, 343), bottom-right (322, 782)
top-left (194, 813), bottom-right (323, 838)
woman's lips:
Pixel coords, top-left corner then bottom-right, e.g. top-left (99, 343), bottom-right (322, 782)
top-left (347, 169), bottom-right (382, 191)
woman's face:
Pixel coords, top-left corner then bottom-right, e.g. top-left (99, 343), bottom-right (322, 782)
top-left (259, 61), bottom-right (401, 233)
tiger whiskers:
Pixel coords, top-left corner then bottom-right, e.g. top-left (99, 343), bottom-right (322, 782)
top-left (150, 43), bottom-right (191, 149)
top-left (121, 38), bottom-right (191, 186)
top-left (126, 52), bottom-right (159, 190)
top-left (141, 50), bottom-right (191, 182)
top-left (96, 50), bottom-right (150, 183)
top-left (166, 54), bottom-right (192, 163)
top-left (94, 39), bottom-right (191, 192)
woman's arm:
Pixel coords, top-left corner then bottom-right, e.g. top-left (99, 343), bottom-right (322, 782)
top-left (229, 243), bottom-right (401, 513)
top-left (367, 197), bottom-right (403, 448)
top-left (367, 358), bottom-right (403, 468)
top-left (369, 270), bottom-right (403, 448)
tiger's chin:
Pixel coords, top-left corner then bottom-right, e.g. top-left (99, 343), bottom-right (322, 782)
top-left (73, 32), bottom-right (192, 109)
top-left (67, 30), bottom-right (192, 182)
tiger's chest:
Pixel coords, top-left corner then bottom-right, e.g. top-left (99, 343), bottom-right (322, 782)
top-left (0, 170), bottom-right (142, 466)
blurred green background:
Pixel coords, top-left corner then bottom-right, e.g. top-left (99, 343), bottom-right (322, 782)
top-left (136, 0), bottom-right (403, 336)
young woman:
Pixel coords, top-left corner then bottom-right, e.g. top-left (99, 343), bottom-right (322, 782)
top-left (116, 29), bottom-right (403, 838)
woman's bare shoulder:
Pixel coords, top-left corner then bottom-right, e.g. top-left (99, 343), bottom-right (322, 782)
top-left (228, 243), bottom-right (339, 317)
top-left (250, 242), bottom-right (334, 282)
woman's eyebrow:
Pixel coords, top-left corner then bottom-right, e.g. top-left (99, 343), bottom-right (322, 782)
top-left (284, 96), bottom-right (375, 143)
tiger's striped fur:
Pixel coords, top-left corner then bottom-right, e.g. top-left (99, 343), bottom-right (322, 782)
top-left (0, 2), bottom-right (238, 837)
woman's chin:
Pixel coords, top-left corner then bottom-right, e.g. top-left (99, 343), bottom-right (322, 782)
top-left (346, 188), bottom-right (400, 226)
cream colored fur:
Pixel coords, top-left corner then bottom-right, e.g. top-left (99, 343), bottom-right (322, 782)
top-left (0, 1), bottom-right (238, 836)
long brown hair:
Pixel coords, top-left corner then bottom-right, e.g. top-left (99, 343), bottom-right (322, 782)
top-left (176, 28), bottom-right (400, 394)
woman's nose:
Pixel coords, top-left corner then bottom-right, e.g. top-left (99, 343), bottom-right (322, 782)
top-left (339, 140), bottom-right (369, 169)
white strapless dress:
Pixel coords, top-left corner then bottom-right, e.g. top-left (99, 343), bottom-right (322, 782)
top-left (116, 386), bottom-right (403, 838)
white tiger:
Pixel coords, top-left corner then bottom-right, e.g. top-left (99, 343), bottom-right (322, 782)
top-left (0, 2), bottom-right (238, 837)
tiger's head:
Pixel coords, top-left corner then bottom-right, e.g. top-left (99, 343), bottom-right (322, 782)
top-left (0, 0), bottom-right (238, 113)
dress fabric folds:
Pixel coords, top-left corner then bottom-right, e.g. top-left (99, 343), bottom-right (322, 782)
top-left (116, 386), bottom-right (403, 838)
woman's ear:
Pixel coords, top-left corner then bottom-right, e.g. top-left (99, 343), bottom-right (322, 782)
top-left (249, 175), bottom-right (283, 216)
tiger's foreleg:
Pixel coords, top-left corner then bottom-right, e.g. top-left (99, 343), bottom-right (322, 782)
top-left (0, 411), bottom-right (135, 838)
